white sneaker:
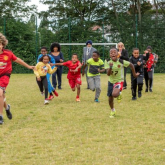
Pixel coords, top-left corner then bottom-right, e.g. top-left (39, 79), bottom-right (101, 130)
top-left (44, 100), bottom-right (49, 105)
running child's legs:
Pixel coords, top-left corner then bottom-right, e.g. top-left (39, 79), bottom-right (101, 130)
top-left (76, 84), bottom-right (80, 97)
top-left (88, 76), bottom-right (95, 91)
top-left (88, 76), bottom-right (101, 99)
top-left (36, 77), bottom-right (48, 99)
top-left (148, 71), bottom-right (153, 90)
top-left (108, 96), bottom-right (114, 109)
top-left (137, 75), bottom-right (143, 92)
top-left (69, 77), bottom-right (81, 98)
top-left (131, 77), bottom-right (137, 97)
top-left (94, 75), bottom-right (101, 99)
top-left (144, 68), bottom-right (149, 90)
top-left (46, 73), bottom-right (54, 93)
top-left (0, 88), bottom-right (4, 115)
top-left (36, 78), bottom-right (44, 93)
top-left (42, 77), bottom-right (48, 99)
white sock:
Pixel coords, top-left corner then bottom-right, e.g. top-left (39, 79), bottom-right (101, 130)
top-left (111, 108), bottom-right (115, 111)
top-left (6, 104), bottom-right (9, 111)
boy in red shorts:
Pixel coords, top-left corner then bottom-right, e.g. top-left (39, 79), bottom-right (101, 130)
top-left (0, 33), bottom-right (34, 124)
top-left (54, 53), bottom-right (82, 101)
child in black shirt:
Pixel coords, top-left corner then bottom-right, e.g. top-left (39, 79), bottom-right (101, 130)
top-left (129, 48), bottom-right (149, 100)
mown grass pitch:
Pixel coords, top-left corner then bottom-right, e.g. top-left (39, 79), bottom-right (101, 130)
top-left (0, 74), bottom-right (165, 165)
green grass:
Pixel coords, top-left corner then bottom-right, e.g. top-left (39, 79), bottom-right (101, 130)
top-left (0, 73), bottom-right (165, 165)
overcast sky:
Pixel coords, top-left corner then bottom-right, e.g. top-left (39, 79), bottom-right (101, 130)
top-left (28, 0), bottom-right (49, 12)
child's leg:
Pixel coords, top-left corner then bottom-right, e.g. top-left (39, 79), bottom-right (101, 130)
top-left (42, 77), bottom-right (48, 99)
top-left (144, 68), bottom-right (148, 90)
top-left (131, 77), bottom-right (137, 98)
top-left (0, 88), bottom-right (4, 115)
top-left (108, 96), bottom-right (114, 109)
top-left (46, 73), bottom-right (53, 94)
top-left (148, 71), bottom-right (153, 91)
top-left (36, 78), bottom-right (44, 93)
top-left (76, 84), bottom-right (80, 97)
top-left (137, 75), bottom-right (143, 92)
top-left (94, 75), bottom-right (101, 100)
top-left (88, 77), bottom-right (95, 91)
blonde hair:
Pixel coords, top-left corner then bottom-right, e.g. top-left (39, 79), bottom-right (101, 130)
top-left (0, 33), bottom-right (8, 48)
top-left (117, 42), bottom-right (125, 49)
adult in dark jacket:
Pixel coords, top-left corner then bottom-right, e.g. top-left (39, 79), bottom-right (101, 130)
top-left (50, 42), bottom-right (64, 89)
top-left (117, 42), bottom-right (129, 89)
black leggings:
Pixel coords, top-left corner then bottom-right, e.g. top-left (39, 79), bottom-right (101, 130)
top-left (144, 68), bottom-right (153, 90)
top-left (131, 75), bottom-right (143, 97)
top-left (36, 76), bottom-right (48, 99)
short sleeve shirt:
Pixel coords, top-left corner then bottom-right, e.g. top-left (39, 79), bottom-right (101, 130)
top-left (0, 49), bottom-right (17, 76)
top-left (104, 59), bottom-right (130, 84)
top-left (87, 58), bottom-right (104, 77)
top-left (63, 60), bottom-right (81, 79)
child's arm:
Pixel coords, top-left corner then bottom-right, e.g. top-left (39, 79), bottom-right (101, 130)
top-left (82, 64), bottom-right (87, 77)
top-left (33, 64), bottom-right (41, 81)
top-left (47, 65), bottom-right (58, 74)
top-left (71, 62), bottom-right (82, 73)
top-left (15, 58), bottom-right (35, 69)
top-left (53, 63), bottom-right (64, 66)
top-left (129, 63), bottom-right (140, 78)
top-left (106, 63), bottom-right (113, 76)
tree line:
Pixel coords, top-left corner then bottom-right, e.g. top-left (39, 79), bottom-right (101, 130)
top-left (0, 0), bottom-right (165, 73)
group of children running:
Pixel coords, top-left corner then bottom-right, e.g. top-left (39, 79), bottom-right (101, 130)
top-left (0, 32), bottom-right (158, 124)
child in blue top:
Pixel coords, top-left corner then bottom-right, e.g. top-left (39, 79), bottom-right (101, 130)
top-left (37, 47), bottom-right (58, 99)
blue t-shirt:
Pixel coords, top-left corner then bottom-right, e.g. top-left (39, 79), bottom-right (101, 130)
top-left (37, 54), bottom-right (55, 69)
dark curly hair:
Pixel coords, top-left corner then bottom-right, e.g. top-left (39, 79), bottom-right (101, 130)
top-left (50, 42), bottom-right (61, 52)
top-left (39, 55), bottom-right (51, 62)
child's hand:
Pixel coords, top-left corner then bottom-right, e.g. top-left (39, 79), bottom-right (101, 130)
top-left (50, 63), bottom-right (54, 67)
top-left (60, 59), bottom-right (63, 62)
top-left (109, 63), bottom-right (113, 68)
top-left (82, 72), bottom-right (85, 77)
top-left (137, 61), bottom-right (141, 66)
top-left (29, 66), bottom-right (35, 70)
top-left (73, 68), bottom-right (78, 73)
top-left (144, 50), bottom-right (148, 54)
top-left (98, 69), bottom-right (101, 73)
top-left (136, 72), bottom-right (140, 76)
top-left (37, 77), bottom-right (41, 81)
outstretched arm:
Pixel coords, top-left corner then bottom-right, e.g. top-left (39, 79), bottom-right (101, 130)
top-left (82, 64), bottom-right (87, 76)
top-left (15, 58), bottom-right (35, 69)
top-left (71, 62), bottom-right (82, 73)
top-left (53, 63), bottom-right (63, 66)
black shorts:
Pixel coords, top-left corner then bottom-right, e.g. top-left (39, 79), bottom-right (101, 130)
top-left (107, 81), bottom-right (113, 97)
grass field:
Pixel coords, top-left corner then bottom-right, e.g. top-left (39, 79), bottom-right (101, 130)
top-left (0, 73), bottom-right (165, 165)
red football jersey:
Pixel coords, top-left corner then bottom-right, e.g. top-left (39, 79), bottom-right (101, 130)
top-left (0, 49), bottom-right (17, 76)
top-left (63, 60), bottom-right (81, 79)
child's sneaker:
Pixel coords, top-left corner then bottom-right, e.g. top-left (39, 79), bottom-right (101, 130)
top-left (76, 98), bottom-right (80, 102)
top-left (132, 96), bottom-right (137, 100)
top-left (6, 104), bottom-right (12, 120)
top-left (48, 95), bottom-right (54, 100)
top-left (110, 111), bottom-right (116, 118)
top-left (53, 90), bottom-right (59, 97)
top-left (41, 92), bottom-right (44, 96)
top-left (138, 91), bottom-right (142, 98)
top-left (117, 92), bottom-right (122, 103)
top-left (44, 99), bottom-right (49, 105)
top-left (94, 99), bottom-right (99, 103)
top-left (0, 116), bottom-right (4, 125)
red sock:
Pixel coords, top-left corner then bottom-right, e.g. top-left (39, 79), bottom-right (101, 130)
top-left (76, 95), bottom-right (79, 98)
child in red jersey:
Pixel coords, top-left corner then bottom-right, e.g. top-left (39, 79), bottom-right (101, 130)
top-left (143, 46), bottom-right (154, 92)
top-left (0, 33), bottom-right (34, 124)
top-left (55, 53), bottom-right (82, 101)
